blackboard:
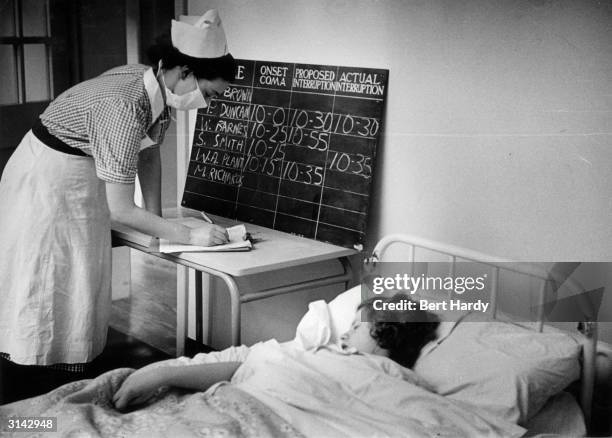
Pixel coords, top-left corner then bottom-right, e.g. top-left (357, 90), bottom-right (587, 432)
top-left (181, 59), bottom-right (388, 249)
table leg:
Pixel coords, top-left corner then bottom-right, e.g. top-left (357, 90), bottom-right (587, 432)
top-left (195, 271), bottom-right (203, 344)
top-left (194, 272), bottom-right (213, 346)
top-left (111, 246), bottom-right (131, 300)
top-left (216, 273), bottom-right (241, 346)
top-left (176, 265), bottom-right (189, 356)
top-left (339, 256), bottom-right (353, 290)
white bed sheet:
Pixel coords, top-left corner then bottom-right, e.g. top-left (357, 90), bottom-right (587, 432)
top-left (136, 338), bottom-right (583, 437)
top-left (523, 391), bottom-right (586, 437)
top-left (229, 340), bottom-right (526, 438)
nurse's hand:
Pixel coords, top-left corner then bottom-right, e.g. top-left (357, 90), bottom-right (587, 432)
top-left (189, 224), bottom-right (229, 246)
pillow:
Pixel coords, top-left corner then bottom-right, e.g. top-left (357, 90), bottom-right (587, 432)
top-left (327, 284), bottom-right (363, 342)
top-left (295, 285), bottom-right (458, 350)
top-left (294, 300), bottom-right (333, 350)
top-left (293, 285), bottom-right (362, 350)
top-left (413, 312), bottom-right (581, 426)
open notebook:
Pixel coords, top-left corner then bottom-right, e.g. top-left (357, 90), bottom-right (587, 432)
top-left (158, 219), bottom-right (252, 253)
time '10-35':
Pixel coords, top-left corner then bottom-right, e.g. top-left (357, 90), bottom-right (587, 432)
top-left (244, 149), bottom-right (372, 186)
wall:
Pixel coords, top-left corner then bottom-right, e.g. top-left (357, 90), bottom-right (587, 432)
top-left (572, 262), bottom-right (612, 343)
top-left (188, 0), bottom-right (611, 260)
top-left (77, 0), bottom-right (127, 80)
top-left (185, 0), bottom-right (611, 344)
top-left (161, 121), bottom-right (178, 209)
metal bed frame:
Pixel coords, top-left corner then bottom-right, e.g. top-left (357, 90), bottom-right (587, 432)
top-left (367, 234), bottom-right (598, 429)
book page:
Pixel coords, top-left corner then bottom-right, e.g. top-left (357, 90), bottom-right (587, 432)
top-left (158, 223), bottom-right (252, 253)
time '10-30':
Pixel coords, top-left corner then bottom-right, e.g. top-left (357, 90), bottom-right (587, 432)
top-left (249, 105), bottom-right (380, 138)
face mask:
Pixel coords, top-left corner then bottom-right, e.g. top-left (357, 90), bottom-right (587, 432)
top-left (160, 66), bottom-right (208, 111)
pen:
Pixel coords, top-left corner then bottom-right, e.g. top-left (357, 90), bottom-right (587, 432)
top-left (200, 211), bottom-right (214, 224)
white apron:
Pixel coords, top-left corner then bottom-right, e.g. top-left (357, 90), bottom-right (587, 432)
top-left (0, 131), bottom-right (111, 365)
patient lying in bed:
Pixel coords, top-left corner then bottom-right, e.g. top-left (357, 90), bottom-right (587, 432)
top-left (0, 293), bottom-right (530, 437)
top-left (113, 294), bottom-right (439, 410)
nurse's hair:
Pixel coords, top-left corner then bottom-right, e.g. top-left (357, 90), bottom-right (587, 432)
top-left (147, 34), bottom-right (237, 82)
top-left (359, 293), bottom-right (439, 369)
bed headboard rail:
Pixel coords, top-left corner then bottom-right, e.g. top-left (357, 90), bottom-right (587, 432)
top-left (369, 233), bottom-right (598, 427)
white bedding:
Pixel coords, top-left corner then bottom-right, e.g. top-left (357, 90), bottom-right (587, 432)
top-left (2, 338), bottom-right (582, 437)
top-left (290, 290), bottom-right (585, 437)
top-left (523, 392), bottom-right (586, 437)
top-left (227, 340), bottom-right (526, 438)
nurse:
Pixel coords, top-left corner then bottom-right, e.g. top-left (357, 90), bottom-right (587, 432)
top-left (0, 10), bottom-right (236, 371)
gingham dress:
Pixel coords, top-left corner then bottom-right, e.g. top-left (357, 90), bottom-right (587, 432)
top-left (41, 64), bottom-right (171, 183)
top-left (0, 65), bottom-right (170, 369)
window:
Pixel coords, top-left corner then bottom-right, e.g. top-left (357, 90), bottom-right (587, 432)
top-left (0, 0), bottom-right (53, 105)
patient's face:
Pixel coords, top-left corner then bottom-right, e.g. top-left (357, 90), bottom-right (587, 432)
top-left (340, 311), bottom-right (384, 356)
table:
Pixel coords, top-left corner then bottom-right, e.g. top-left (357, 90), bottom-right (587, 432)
top-left (111, 208), bottom-right (356, 355)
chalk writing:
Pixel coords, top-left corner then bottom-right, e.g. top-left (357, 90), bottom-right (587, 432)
top-left (182, 60), bottom-right (388, 249)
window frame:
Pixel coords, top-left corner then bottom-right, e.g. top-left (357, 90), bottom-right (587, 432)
top-left (0, 0), bottom-right (53, 105)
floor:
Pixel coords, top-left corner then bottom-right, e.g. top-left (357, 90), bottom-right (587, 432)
top-left (110, 249), bottom-right (178, 355)
top-left (1, 250), bottom-right (210, 405)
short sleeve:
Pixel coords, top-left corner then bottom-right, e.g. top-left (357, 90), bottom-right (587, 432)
top-left (87, 98), bottom-right (147, 183)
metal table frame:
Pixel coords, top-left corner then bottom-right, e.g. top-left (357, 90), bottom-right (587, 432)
top-left (112, 235), bottom-right (353, 352)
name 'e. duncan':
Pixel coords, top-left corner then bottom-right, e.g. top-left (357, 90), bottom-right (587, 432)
top-left (420, 299), bottom-right (489, 313)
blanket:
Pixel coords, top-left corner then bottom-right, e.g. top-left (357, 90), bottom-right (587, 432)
top-left (0, 367), bottom-right (303, 438)
top-left (1, 341), bottom-right (527, 438)
top-left (232, 340), bottom-right (526, 438)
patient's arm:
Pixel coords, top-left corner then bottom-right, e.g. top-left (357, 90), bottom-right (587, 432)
top-left (113, 361), bottom-right (242, 410)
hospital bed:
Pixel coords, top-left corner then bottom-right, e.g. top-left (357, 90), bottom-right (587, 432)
top-left (0, 234), bottom-right (607, 437)
top-left (365, 234), bottom-right (602, 436)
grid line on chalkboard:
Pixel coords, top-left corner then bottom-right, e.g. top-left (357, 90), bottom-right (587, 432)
top-left (185, 166), bottom-right (370, 197)
top-left (321, 185), bottom-right (369, 198)
top-left (183, 188), bottom-right (367, 217)
top-left (240, 188), bottom-right (367, 216)
top-left (271, 60), bottom-right (294, 230)
top-left (230, 60), bottom-right (258, 219)
top-left (313, 64), bottom-right (340, 240)
top-left (184, 190), bottom-right (366, 235)
top-left (194, 125), bottom-right (377, 141)
top-left (196, 102), bottom-right (380, 140)
top-left (187, 177), bottom-right (370, 204)
top-left (275, 211), bottom-right (366, 235)
top-left (317, 221), bottom-right (365, 235)
top-left (226, 84), bottom-right (385, 102)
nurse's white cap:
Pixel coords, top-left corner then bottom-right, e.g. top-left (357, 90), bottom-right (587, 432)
top-left (171, 9), bottom-right (228, 58)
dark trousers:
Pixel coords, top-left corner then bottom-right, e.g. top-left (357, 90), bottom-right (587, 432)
top-left (0, 356), bottom-right (89, 405)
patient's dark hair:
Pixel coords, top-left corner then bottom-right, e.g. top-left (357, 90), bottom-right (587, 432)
top-left (147, 34), bottom-right (237, 82)
top-left (359, 293), bottom-right (439, 369)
